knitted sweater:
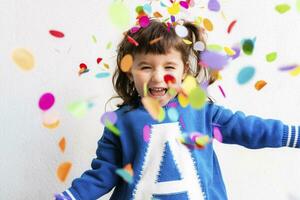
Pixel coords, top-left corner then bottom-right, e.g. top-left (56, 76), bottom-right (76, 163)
top-left (58, 98), bottom-right (298, 200)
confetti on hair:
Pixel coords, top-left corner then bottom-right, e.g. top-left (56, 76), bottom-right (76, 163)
top-left (179, 1), bottom-right (189, 9)
top-left (266, 52), bottom-right (277, 62)
top-left (39, 92), bottom-right (55, 111)
top-left (130, 26), bottom-right (141, 34)
top-left (149, 36), bottom-right (163, 45)
top-left (175, 24), bottom-right (188, 37)
top-left (182, 39), bottom-right (192, 45)
top-left (224, 46), bottom-right (236, 56)
top-left (213, 126), bottom-right (223, 142)
top-left (12, 48), bottom-right (35, 71)
top-left (168, 2), bottom-right (180, 15)
top-left (289, 66), bottom-right (300, 76)
top-left (142, 96), bottom-right (165, 122)
top-left (127, 35), bottom-right (139, 46)
top-left (218, 85), bottom-right (226, 97)
top-left (95, 72), bottom-right (110, 79)
top-left (153, 11), bottom-right (163, 18)
top-left (116, 164), bottom-right (134, 184)
top-left (193, 41), bottom-right (205, 51)
top-left (237, 66), bottom-right (255, 85)
top-left (143, 125), bottom-right (151, 142)
top-left (139, 15), bottom-right (150, 28)
top-left (203, 18), bottom-right (213, 31)
top-left (227, 20), bottom-right (237, 34)
top-left (275, 4), bottom-right (291, 14)
top-left (255, 80), bottom-right (267, 90)
top-left (120, 54), bottom-right (133, 72)
top-left (208, 0), bottom-right (220, 12)
top-left (200, 50), bottom-right (229, 70)
top-left (57, 162), bottom-right (72, 182)
top-left (59, 137), bottom-right (66, 153)
top-left (171, 15), bottom-right (176, 23)
top-left (49, 30), bottom-right (65, 38)
top-left (242, 39), bottom-right (255, 55)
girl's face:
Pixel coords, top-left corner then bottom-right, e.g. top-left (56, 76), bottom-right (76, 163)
top-left (128, 48), bottom-right (187, 106)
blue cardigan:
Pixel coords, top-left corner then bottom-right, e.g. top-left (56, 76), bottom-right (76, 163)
top-left (58, 97), bottom-right (298, 200)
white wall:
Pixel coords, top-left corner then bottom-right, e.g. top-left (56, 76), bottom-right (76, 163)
top-left (0, 0), bottom-right (300, 199)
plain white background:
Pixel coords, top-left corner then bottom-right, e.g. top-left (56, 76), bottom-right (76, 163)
top-left (1, 0), bottom-right (300, 199)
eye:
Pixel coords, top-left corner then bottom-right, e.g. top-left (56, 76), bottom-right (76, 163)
top-left (141, 65), bottom-right (151, 70)
top-left (165, 66), bottom-right (175, 69)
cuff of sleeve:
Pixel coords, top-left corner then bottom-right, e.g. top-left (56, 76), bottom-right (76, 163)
top-left (60, 189), bottom-right (77, 200)
top-left (282, 125), bottom-right (300, 148)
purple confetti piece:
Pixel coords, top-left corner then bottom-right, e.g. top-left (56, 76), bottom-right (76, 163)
top-left (101, 111), bottom-right (117, 125)
top-left (278, 65), bottom-right (297, 71)
top-left (208, 0), bottom-right (220, 12)
top-left (231, 46), bottom-right (241, 60)
top-left (200, 50), bottom-right (229, 70)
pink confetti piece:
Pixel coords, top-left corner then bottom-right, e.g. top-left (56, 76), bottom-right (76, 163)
top-left (39, 92), bottom-right (55, 111)
top-left (143, 125), bottom-right (151, 142)
top-left (179, 1), bottom-right (189, 9)
top-left (218, 85), bottom-right (226, 98)
top-left (213, 126), bottom-right (223, 142)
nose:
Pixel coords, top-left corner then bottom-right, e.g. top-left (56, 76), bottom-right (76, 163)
top-left (151, 69), bottom-right (164, 83)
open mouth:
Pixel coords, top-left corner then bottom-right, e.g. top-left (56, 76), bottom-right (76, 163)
top-left (148, 87), bottom-right (168, 97)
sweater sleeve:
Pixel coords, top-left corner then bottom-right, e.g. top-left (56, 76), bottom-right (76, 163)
top-left (210, 104), bottom-right (300, 149)
top-left (57, 128), bottom-right (122, 200)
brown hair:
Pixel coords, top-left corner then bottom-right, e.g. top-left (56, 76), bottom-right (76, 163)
top-left (110, 19), bottom-right (217, 109)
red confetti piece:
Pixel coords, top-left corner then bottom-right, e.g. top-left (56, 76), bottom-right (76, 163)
top-left (97, 58), bottom-right (102, 64)
top-left (79, 63), bottom-right (87, 70)
top-left (164, 74), bottom-right (176, 84)
top-left (218, 85), bottom-right (226, 98)
top-left (49, 30), bottom-right (65, 38)
top-left (127, 35), bottom-right (139, 46)
top-left (227, 20), bottom-right (237, 34)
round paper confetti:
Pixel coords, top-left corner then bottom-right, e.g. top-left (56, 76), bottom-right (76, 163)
top-left (188, 87), bottom-right (206, 109)
top-left (143, 125), bottom-right (151, 142)
top-left (255, 80), bottom-right (267, 90)
top-left (120, 54), bottom-right (133, 72)
top-left (143, 3), bottom-right (152, 14)
top-left (242, 39), bottom-right (254, 55)
top-left (57, 162), bottom-right (72, 182)
top-left (130, 26), bottom-right (141, 34)
top-left (139, 15), bottom-right (150, 28)
top-left (182, 75), bottom-right (197, 94)
top-left (167, 2), bottom-right (180, 15)
top-left (178, 93), bottom-right (189, 107)
top-left (224, 46), bottom-right (236, 56)
top-left (109, 1), bottom-right (131, 29)
top-left (203, 18), bottom-right (213, 31)
top-left (175, 25), bottom-right (188, 38)
top-left (164, 74), bottom-right (176, 84)
top-left (275, 4), bottom-right (291, 14)
top-left (266, 52), bottom-right (277, 62)
top-left (237, 66), bottom-right (255, 85)
top-left (167, 107), bottom-right (179, 121)
top-left (101, 111), bottom-right (117, 125)
top-left (201, 51), bottom-right (229, 70)
top-left (39, 93), bottom-right (55, 111)
top-left (142, 96), bottom-right (165, 122)
top-left (193, 41), bottom-right (205, 51)
top-left (208, 0), bottom-right (220, 12)
top-left (213, 126), bottom-right (223, 142)
top-left (12, 48), bottom-right (35, 71)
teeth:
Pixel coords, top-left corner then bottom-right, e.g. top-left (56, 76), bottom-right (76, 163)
top-left (151, 88), bottom-right (165, 92)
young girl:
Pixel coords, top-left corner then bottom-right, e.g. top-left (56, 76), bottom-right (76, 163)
top-left (56, 19), bottom-right (299, 200)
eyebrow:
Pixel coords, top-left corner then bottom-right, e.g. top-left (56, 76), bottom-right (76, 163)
top-left (137, 61), bottom-right (179, 66)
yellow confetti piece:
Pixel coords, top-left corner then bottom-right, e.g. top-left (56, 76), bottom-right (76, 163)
top-left (43, 120), bottom-right (60, 129)
top-left (120, 54), bottom-right (133, 72)
top-left (224, 46), bottom-right (236, 56)
top-left (142, 96), bottom-right (165, 122)
top-left (57, 162), bottom-right (72, 182)
top-left (203, 18), bottom-right (213, 31)
top-left (188, 87), bottom-right (206, 109)
top-left (255, 80), bottom-right (267, 90)
top-left (42, 110), bottom-right (60, 129)
top-left (167, 2), bottom-right (180, 15)
top-left (289, 66), bottom-right (300, 76)
top-left (195, 135), bottom-right (210, 146)
top-left (103, 63), bottom-right (110, 69)
top-left (194, 16), bottom-right (202, 26)
top-left (178, 93), bottom-right (189, 107)
top-left (182, 75), bottom-right (197, 94)
top-left (12, 48), bottom-right (35, 71)
top-left (182, 39), bottom-right (192, 45)
top-left (59, 137), bottom-right (66, 153)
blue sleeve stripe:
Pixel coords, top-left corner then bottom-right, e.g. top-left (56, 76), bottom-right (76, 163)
top-left (296, 126), bottom-right (300, 148)
top-left (282, 125), bottom-right (288, 146)
top-left (62, 190), bottom-right (76, 200)
top-left (289, 126), bottom-right (296, 147)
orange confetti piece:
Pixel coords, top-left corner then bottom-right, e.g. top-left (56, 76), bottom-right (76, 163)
top-left (59, 137), bottom-right (66, 153)
top-left (153, 11), bottom-right (163, 18)
top-left (203, 18), bottom-right (213, 31)
top-left (255, 80), bottom-right (267, 90)
top-left (120, 54), bottom-right (133, 72)
top-left (124, 163), bottom-right (133, 176)
top-left (57, 162), bottom-right (72, 182)
top-left (149, 36), bottom-right (163, 45)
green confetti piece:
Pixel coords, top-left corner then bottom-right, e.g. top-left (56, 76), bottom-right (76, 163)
top-left (275, 4), bottom-right (291, 14)
top-left (266, 52), bottom-right (277, 62)
top-left (242, 39), bottom-right (254, 55)
top-left (106, 121), bottom-right (121, 136)
top-left (106, 41), bottom-right (112, 49)
top-left (109, 0), bottom-right (131, 29)
top-left (297, 0), bottom-right (300, 13)
top-left (67, 101), bottom-right (88, 118)
top-left (206, 44), bottom-right (223, 52)
top-left (92, 35), bottom-right (97, 43)
top-left (188, 87), bottom-right (206, 109)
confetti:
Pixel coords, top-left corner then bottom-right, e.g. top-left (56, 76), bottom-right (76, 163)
top-left (12, 48), bottom-right (35, 71)
top-left (224, 46), bottom-right (236, 56)
top-left (179, 1), bottom-right (189, 9)
top-left (275, 4), bottom-right (291, 14)
top-left (195, 135), bottom-right (210, 147)
top-left (39, 93), bottom-right (55, 111)
top-left (218, 85), bottom-right (226, 97)
top-left (105, 121), bottom-right (121, 136)
top-left (96, 72), bottom-right (110, 79)
top-left (92, 35), bottom-right (97, 43)
top-left (227, 20), bottom-right (237, 34)
top-left (203, 18), bottom-right (213, 31)
top-left (42, 110), bottom-right (60, 129)
top-left (143, 3), bottom-right (152, 15)
top-left (297, 0), bottom-right (300, 13)
top-left (193, 41), bottom-right (205, 51)
top-left (237, 66), bottom-right (255, 85)
top-left (149, 36), bottom-right (163, 45)
top-left (67, 101), bottom-right (88, 118)
top-left (175, 25), bottom-right (188, 38)
top-left (59, 137), bottom-right (66, 153)
top-left (182, 39), bottom-right (192, 44)
top-left (143, 125), bottom-right (151, 142)
top-left (178, 93), bottom-right (189, 107)
top-left (101, 111), bottom-right (117, 125)
top-left (213, 126), bottom-right (222, 142)
top-left (57, 162), bottom-right (72, 182)
top-left (167, 107), bottom-right (179, 121)
top-left (266, 52), bottom-right (277, 62)
top-left (79, 63), bottom-right (89, 75)
top-left (201, 50), bottom-right (229, 70)
top-left (96, 58), bottom-right (103, 64)
top-left (278, 65), bottom-right (297, 71)
top-left (289, 66), bottom-right (300, 76)
top-left (130, 26), bottom-right (141, 34)
top-left (120, 54), bottom-right (133, 72)
top-left (142, 96), bottom-right (165, 122)
top-left (139, 15), bottom-right (150, 28)
top-left (116, 164), bottom-right (133, 184)
top-left (153, 11), bottom-right (163, 18)
top-left (109, 1), bottom-right (131, 29)
top-left (167, 2), bottom-right (180, 15)
top-left (188, 87), bottom-right (206, 109)
top-left (255, 80), bottom-right (267, 90)
top-left (164, 74), bottom-right (176, 84)
top-left (106, 41), bottom-right (112, 49)
top-left (231, 46), bottom-right (241, 59)
top-left (127, 35), bottom-right (139, 46)
top-left (242, 39), bottom-right (254, 55)
top-left (182, 75), bottom-right (197, 94)
top-left (208, 0), bottom-right (220, 12)
top-left (206, 44), bottom-right (223, 52)
top-left (49, 30), bottom-right (64, 38)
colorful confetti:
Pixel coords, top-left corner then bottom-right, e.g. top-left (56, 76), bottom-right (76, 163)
top-left (143, 125), bottom-right (151, 142)
top-left (167, 107), bottom-right (179, 121)
top-left (255, 80), bottom-right (267, 90)
top-left (175, 25), bottom-right (188, 38)
top-left (193, 41), bottom-right (205, 51)
top-left (275, 4), bottom-right (291, 14)
top-left (227, 20), bottom-right (237, 34)
top-left (49, 30), bottom-right (64, 38)
top-left (203, 18), bottom-right (213, 31)
top-left (218, 85), bottom-right (226, 98)
top-left (12, 48), bottom-right (35, 71)
top-left (237, 66), bottom-right (255, 84)
top-left (120, 54), bottom-right (133, 72)
top-left (59, 137), bottom-right (66, 153)
top-left (139, 15), bottom-right (150, 28)
top-left (164, 74), bottom-right (176, 84)
top-left (149, 36), bottom-right (163, 45)
top-left (201, 50), bottom-right (229, 70)
top-left (167, 2), bottom-right (180, 15)
top-left (67, 101), bottom-right (88, 118)
top-left (266, 52), bottom-right (277, 62)
top-left (39, 92), bottom-right (55, 111)
top-left (101, 111), bottom-right (118, 125)
top-left (242, 39), bottom-right (255, 55)
top-left (109, 0), bottom-right (131, 29)
top-left (142, 96), bottom-right (165, 122)
top-left (95, 72), bottom-right (110, 79)
top-left (208, 0), bottom-right (221, 12)
top-left (213, 126), bottom-right (223, 142)
top-left (289, 66), bottom-right (300, 76)
top-left (115, 164), bottom-right (134, 184)
top-left (127, 35), bottom-right (139, 46)
top-left (57, 162), bottom-right (72, 182)
top-left (188, 87), bottom-right (206, 109)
